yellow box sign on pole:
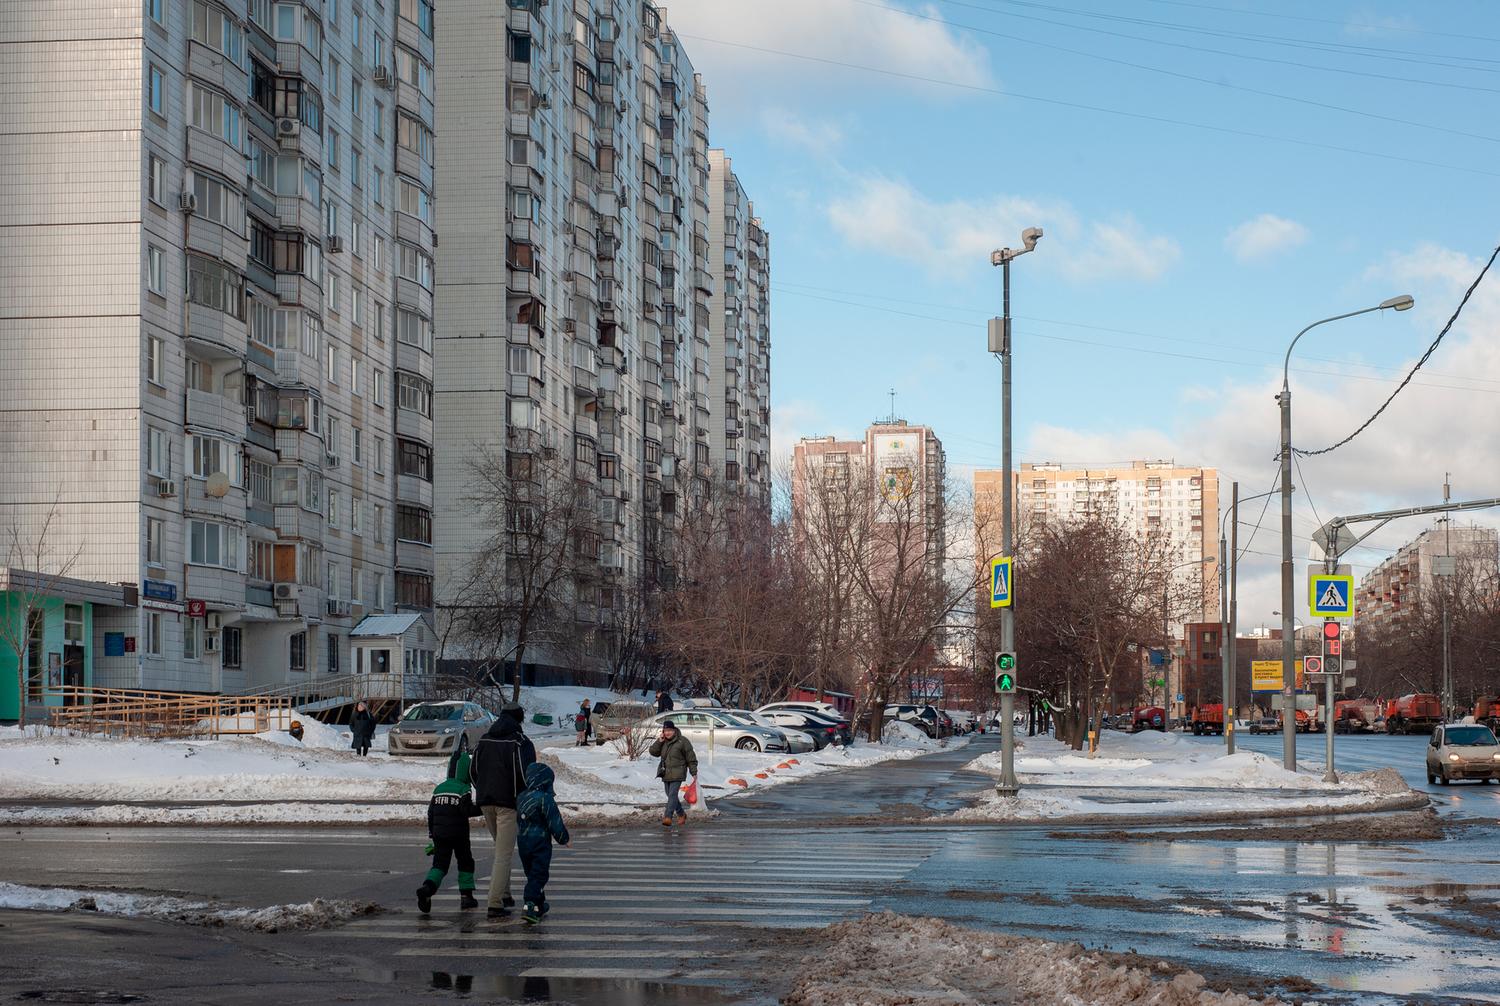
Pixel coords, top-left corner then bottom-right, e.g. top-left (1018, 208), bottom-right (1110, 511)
top-left (989, 556), bottom-right (1013, 608)
top-left (1251, 659), bottom-right (1305, 692)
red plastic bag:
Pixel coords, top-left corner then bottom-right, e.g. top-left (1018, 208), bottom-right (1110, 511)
top-left (683, 776), bottom-right (699, 806)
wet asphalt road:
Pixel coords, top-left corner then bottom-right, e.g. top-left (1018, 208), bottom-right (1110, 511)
top-left (2, 732), bottom-right (1497, 1004)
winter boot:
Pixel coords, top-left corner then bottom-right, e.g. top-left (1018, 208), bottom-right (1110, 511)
top-left (487, 906), bottom-right (509, 919)
top-left (674, 813), bottom-right (687, 826)
top-left (523, 901), bottom-right (542, 925)
top-left (416, 881), bottom-right (437, 915)
top-left (459, 890), bottom-right (478, 910)
top-left (502, 894), bottom-right (516, 908)
top-left (661, 815), bottom-right (674, 827)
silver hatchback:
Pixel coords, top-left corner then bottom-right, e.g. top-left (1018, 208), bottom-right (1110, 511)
top-left (648, 710), bottom-right (787, 754)
top-left (388, 701), bottom-right (495, 756)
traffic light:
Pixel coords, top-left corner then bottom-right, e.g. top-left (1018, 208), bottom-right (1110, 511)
top-left (994, 651), bottom-right (1016, 694)
top-left (1323, 619), bottom-right (1342, 656)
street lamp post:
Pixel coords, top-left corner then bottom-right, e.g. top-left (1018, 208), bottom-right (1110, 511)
top-left (990, 227), bottom-right (1042, 798)
top-left (1278, 295), bottom-right (1413, 771)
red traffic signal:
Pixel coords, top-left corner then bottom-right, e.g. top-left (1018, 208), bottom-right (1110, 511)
top-left (1323, 621), bottom-right (1341, 640)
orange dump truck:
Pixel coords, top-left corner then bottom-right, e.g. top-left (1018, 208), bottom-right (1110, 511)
top-left (1475, 696), bottom-right (1500, 731)
top-left (1332, 699), bottom-right (1378, 734)
top-left (1384, 693), bottom-right (1441, 735)
top-left (1190, 703), bottom-right (1225, 736)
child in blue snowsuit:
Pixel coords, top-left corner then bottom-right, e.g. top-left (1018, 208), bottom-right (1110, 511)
top-left (515, 762), bottom-right (569, 924)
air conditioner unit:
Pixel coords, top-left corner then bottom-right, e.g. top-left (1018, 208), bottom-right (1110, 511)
top-left (325, 452), bottom-right (340, 468)
top-left (372, 65), bottom-right (392, 87)
top-left (326, 235), bottom-right (344, 253)
top-left (156, 478), bottom-right (178, 498)
top-left (206, 613), bottom-right (222, 631)
top-left (178, 191), bottom-right (198, 213)
top-left (326, 598), bottom-right (351, 616)
top-left (274, 582), bottom-right (296, 599)
top-left (203, 631), bottom-right (220, 653)
top-left (276, 117), bottom-right (301, 138)
top-left (562, 318), bottom-right (577, 334)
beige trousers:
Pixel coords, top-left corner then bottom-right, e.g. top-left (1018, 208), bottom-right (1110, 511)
top-left (481, 805), bottom-right (518, 909)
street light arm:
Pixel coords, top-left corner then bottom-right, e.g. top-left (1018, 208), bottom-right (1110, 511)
top-left (1281, 306), bottom-right (1383, 392)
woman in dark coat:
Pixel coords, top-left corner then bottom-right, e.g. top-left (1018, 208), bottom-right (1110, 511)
top-left (351, 701), bottom-right (376, 756)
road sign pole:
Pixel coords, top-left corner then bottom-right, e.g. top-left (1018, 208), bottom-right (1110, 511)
top-left (998, 690), bottom-right (1018, 797)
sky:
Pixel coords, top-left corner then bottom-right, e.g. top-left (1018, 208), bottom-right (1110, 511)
top-left (663, 0), bottom-right (1500, 629)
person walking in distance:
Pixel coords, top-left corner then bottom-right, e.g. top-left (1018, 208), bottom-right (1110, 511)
top-left (655, 689), bottom-right (674, 715)
top-left (416, 751), bottom-right (482, 914)
top-left (470, 707), bottom-right (535, 917)
top-left (649, 720), bottom-right (697, 827)
top-left (574, 699), bottom-right (592, 747)
top-left (350, 701), bottom-right (376, 757)
top-left (515, 762), bottom-right (570, 924)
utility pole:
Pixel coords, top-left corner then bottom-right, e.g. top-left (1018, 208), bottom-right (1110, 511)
top-left (1219, 513), bottom-right (1230, 748)
top-left (1441, 474), bottom-right (1453, 721)
top-left (1227, 481), bottom-right (1239, 754)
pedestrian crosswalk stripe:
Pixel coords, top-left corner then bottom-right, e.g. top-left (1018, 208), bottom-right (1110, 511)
top-left (430, 893), bottom-right (871, 906)
top-left (326, 930), bottom-right (714, 943)
top-left (343, 917), bottom-right (800, 930)
top-left (430, 883), bottom-right (859, 896)
top-left (514, 968), bottom-right (669, 979)
top-left (393, 947), bottom-right (749, 959)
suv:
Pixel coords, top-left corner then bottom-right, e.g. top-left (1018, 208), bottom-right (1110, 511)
top-left (884, 704), bottom-right (940, 738)
top-left (759, 700), bottom-right (845, 721)
top-left (1249, 717), bottom-right (1282, 735)
top-left (1426, 723), bottom-right (1500, 785)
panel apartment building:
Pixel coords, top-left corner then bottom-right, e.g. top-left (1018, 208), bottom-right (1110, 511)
top-left (1357, 524), bottom-right (1499, 635)
top-left (434, 2), bottom-right (770, 676)
top-left (974, 460), bottom-right (1220, 621)
top-left (2, 0), bottom-right (439, 693)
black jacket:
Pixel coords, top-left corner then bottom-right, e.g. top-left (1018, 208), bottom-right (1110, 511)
top-left (470, 716), bottom-right (536, 809)
top-left (656, 694), bottom-right (674, 714)
top-left (350, 710), bottom-right (376, 747)
top-left (427, 756), bottom-right (482, 841)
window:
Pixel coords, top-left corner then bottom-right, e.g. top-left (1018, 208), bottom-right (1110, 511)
top-left (396, 112), bottom-right (433, 163)
top-left (327, 55), bottom-right (341, 99)
top-left (324, 196), bottom-right (339, 237)
top-left (191, 1), bottom-right (243, 62)
top-left (326, 415), bottom-right (342, 457)
top-left (508, 397), bottom-right (538, 430)
top-left (396, 242), bottom-right (432, 289)
top-left (397, 372), bottom-right (431, 416)
top-left (146, 612), bottom-right (163, 655)
top-left (397, 178), bottom-right (432, 223)
top-left (247, 459), bottom-right (272, 507)
top-left (328, 635), bottom-right (340, 674)
top-left (183, 617), bottom-right (200, 659)
top-left (397, 572), bottom-right (433, 609)
top-left (186, 253), bottom-right (244, 318)
top-left (326, 343), bottom-right (339, 383)
top-left (327, 560), bottom-right (340, 599)
top-left (192, 172), bottom-right (245, 234)
top-left (399, 0), bottom-right (434, 38)
top-left (188, 83), bottom-right (242, 147)
top-left (351, 287), bottom-right (365, 328)
top-left (574, 436), bottom-right (596, 467)
top-left (398, 438), bottom-right (431, 480)
top-left (326, 128), bottom-right (340, 171)
top-left (351, 496), bottom-right (362, 535)
top-left (185, 356), bottom-right (212, 392)
top-left (397, 309), bottom-right (431, 351)
top-left (147, 245), bottom-right (165, 295)
top-left (190, 434), bottom-right (241, 482)
top-left (508, 30), bottom-right (531, 63)
top-left (289, 631), bottom-right (306, 672)
top-left (327, 271), bottom-right (340, 312)
top-left (148, 65), bottom-right (165, 116)
top-left (249, 138), bottom-right (276, 190)
top-left (372, 369), bottom-right (385, 407)
top-left (274, 2), bottom-right (321, 50)
top-left (395, 47), bottom-right (433, 96)
top-left (352, 6), bottom-right (362, 46)
top-left (249, 540), bottom-right (275, 581)
top-left (328, 0), bottom-right (338, 25)
top-left (222, 627), bottom-right (242, 668)
top-left (598, 454), bottom-right (617, 479)
top-left (373, 299), bottom-right (387, 338)
top-left (145, 517), bottom-right (164, 565)
top-left (351, 148), bottom-right (363, 189)
top-left (372, 100), bottom-right (385, 141)
top-left (328, 489), bottom-right (340, 528)
top-left (147, 427), bottom-right (171, 476)
top-left (146, 0), bottom-right (163, 23)
top-left (188, 519), bottom-right (243, 569)
top-left (396, 505), bottom-right (432, 544)
top-left (147, 336), bottom-right (164, 385)
top-left (373, 33), bottom-right (385, 68)
top-left (148, 155), bottom-right (165, 205)
top-left (373, 502), bottom-right (385, 540)
top-left (352, 426), bottom-right (364, 465)
top-left (351, 358), bottom-right (363, 397)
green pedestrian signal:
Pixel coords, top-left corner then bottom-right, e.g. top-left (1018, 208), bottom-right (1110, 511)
top-left (994, 652), bottom-right (1016, 694)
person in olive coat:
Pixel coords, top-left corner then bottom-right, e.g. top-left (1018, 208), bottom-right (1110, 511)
top-left (648, 720), bottom-right (697, 827)
top-left (350, 701), bottom-right (376, 756)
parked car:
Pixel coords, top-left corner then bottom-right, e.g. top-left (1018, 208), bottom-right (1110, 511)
top-left (722, 709), bottom-right (816, 753)
top-left (800, 710), bottom-right (855, 746)
top-left (645, 709), bottom-right (787, 753)
top-left (1248, 717), bottom-right (1282, 735)
top-left (593, 700), bottom-right (657, 744)
top-left (1426, 723), bottom-right (1500, 785)
top-left (758, 700), bottom-right (846, 721)
top-left (760, 709), bottom-right (844, 750)
top-left (388, 701), bottom-right (494, 756)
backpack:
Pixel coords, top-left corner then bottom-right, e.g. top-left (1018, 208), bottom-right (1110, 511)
top-left (575, 712), bottom-right (588, 731)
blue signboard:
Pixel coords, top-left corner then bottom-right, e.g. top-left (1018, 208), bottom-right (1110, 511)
top-left (104, 632), bottom-right (125, 656)
top-left (142, 579), bottom-right (177, 602)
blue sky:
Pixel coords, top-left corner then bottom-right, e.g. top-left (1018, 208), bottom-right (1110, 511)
top-left (665, 0), bottom-right (1500, 621)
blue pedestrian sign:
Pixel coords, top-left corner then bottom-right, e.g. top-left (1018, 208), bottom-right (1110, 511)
top-left (1308, 573), bottom-right (1354, 618)
top-left (989, 556), bottom-right (1014, 608)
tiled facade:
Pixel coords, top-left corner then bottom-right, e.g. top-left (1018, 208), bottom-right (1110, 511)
top-left (433, 1), bottom-right (769, 675)
top-left (1, 0), bottom-right (438, 692)
top-left (1357, 525), bottom-right (1499, 635)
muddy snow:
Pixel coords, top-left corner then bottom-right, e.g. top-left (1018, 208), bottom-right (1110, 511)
top-left (780, 912), bottom-right (1281, 1006)
top-left (0, 881), bottom-right (379, 932)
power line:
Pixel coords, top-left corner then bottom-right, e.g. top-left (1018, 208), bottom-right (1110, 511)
top-left (673, 33), bottom-right (1500, 179)
top-left (1297, 241), bottom-right (1500, 456)
top-left (854, 0), bottom-right (1500, 145)
top-left (1132, 0), bottom-right (1500, 46)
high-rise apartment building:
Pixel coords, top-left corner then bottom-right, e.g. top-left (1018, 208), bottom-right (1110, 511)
top-left (974, 460), bottom-right (1220, 621)
top-left (1357, 524), bottom-right (1499, 635)
top-left (1, 0), bottom-right (439, 693)
top-left (434, 2), bottom-right (769, 676)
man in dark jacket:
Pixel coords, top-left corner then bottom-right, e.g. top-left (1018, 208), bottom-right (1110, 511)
top-left (416, 751), bottom-right (482, 913)
top-left (469, 713), bottom-right (536, 917)
top-left (350, 701), bottom-right (376, 756)
top-left (649, 720), bottom-right (697, 827)
top-left (655, 690), bottom-right (674, 714)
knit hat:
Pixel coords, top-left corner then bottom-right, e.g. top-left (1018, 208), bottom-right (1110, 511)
top-left (662, 719), bottom-right (676, 730)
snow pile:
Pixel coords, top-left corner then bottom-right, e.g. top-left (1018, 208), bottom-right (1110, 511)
top-left (256, 715), bottom-right (352, 751)
top-left (881, 720), bottom-right (939, 749)
top-left (783, 912), bottom-right (1280, 1006)
top-left (967, 731), bottom-right (1371, 792)
top-left (949, 786), bottom-right (1424, 824)
top-left (0, 882), bottom-right (379, 933)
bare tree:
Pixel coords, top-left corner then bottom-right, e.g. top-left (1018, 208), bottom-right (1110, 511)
top-left (444, 441), bottom-right (600, 703)
top-left (1, 497), bottom-right (83, 727)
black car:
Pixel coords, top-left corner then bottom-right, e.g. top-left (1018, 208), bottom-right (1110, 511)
top-left (763, 709), bottom-right (851, 749)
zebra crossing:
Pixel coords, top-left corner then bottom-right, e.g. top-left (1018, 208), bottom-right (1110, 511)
top-left (318, 827), bottom-right (945, 981)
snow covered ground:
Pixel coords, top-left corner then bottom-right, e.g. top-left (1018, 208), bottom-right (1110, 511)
top-left (0, 686), bottom-right (968, 826)
top-left (0, 881), bottom-right (378, 932)
top-left (955, 729), bottom-right (1421, 822)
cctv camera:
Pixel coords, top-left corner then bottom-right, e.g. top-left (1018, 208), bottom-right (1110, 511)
top-left (989, 249), bottom-right (1005, 267)
top-left (1022, 227), bottom-right (1043, 249)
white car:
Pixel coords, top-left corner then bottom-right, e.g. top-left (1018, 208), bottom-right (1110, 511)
top-left (723, 709), bottom-right (816, 753)
top-left (647, 710), bottom-right (787, 753)
top-left (758, 700), bottom-right (845, 721)
top-left (1426, 723), bottom-right (1500, 785)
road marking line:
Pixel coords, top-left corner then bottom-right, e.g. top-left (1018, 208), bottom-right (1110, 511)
top-left (393, 947), bottom-right (739, 959)
top-left (430, 893), bottom-right (870, 906)
top-left (322, 931), bottom-right (716, 943)
top-left (343, 918), bottom-right (789, 930)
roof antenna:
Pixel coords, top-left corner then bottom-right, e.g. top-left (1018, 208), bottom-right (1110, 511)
top-left (888, 388), bottom-right (897, 423)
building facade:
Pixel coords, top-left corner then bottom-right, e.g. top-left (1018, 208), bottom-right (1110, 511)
top-left (974, 460), bottom-right (1220, 622)
top-left (433, 1), bottom-right (768, 677)
top-left (2, 0), bottom-right (438, 693)
top-left (1356, 524), bottom-right (1499, 635)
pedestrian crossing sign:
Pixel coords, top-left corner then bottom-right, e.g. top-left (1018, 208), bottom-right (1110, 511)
top-left (989, 556), bottom-right (1013, 608)
top-left (1308, 573), bottom-right (1354, 618)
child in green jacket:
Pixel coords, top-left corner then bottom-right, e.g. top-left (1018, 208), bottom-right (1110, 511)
top-left (416, 751), bottom-right (482, 913)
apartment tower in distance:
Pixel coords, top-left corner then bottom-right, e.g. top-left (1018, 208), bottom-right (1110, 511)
top-left (434, 2), bottom-right (770, 677)
top-left (1, 0), bottom-right (440, 701)
top-left (974, 460), bottom-right (1220, 621)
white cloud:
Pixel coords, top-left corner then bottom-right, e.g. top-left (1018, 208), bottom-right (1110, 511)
top-left (1224, 214), bottom-right (1310, 263)
top-left (825, 176), bottom-right (1180, 282)
top-left (659, 0), bottom-right (992, 107)
top-left (760, 109), bottom-right (846, 157)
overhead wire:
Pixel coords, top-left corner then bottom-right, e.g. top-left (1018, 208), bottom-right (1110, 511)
top-left (1129, 0), bottom-right (1500, 46)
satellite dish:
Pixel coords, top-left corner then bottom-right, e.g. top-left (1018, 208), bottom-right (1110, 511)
top-left (204, 472), bottom-right (231, 498)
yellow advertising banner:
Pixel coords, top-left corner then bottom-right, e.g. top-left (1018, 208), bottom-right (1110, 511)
top-left (1251, 659), bottom-right (1305, 692)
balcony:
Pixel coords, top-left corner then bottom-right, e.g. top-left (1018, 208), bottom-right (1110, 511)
top-left (183, 564), bottom-right (247, 609)
top-left (573, 364), bottom-right (597, 394)
top-left (396, 539), bottom-right (434, 573)
top-left (186, 303), bottom-right (247, 357)
top-left (508, 322), bottom-right (544, 351)
top-left (395, 407), bottom-right (433, 445)
top-left (184, 475), bottom-right (247, 524)
top-left (274, 348), bottom-right (321, 389)
top-left (274, 504), bottom-right (324, 542)
top-left (574, 413), bottom-right (598, 440)
top-left (397, 474), bottom-right (433, 510)
top-left (186, 388), bottom-right (246, 439)
top-left (507, 270), bottom-right (538, 297)
top-left (186, 127), bottom-right (245, 188)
